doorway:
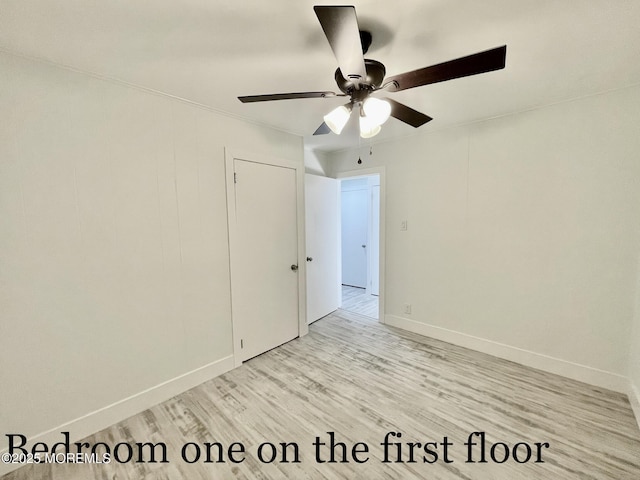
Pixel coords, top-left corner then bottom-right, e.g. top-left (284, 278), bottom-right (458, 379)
top-left (340, 174), bottom-right (380, 319)
top-left (304, 166), bottom-right (385, 325)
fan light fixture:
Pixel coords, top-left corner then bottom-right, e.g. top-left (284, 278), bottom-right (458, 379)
top-left (324, 98), bottom-right (390, 138)
top-left (324, 104), bottom-right (352, 134)
top-left (239, 7), bottom-right (507, 141)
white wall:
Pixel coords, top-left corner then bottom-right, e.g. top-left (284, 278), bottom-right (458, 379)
top-left (304, 147), bottom-right (330, 176)
top-left (328, 85), bottom-right (640, 392)
top-left (0, 51), bottom-right (302, 460)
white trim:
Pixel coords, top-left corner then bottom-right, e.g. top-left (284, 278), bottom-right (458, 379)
top-left (384, 314), bottom-right (629, 393)
top-left (629, 381), bottom-right (640, 432)
top-left (0, 355), bottom-right (234, 476)
top-left (297, 158), bottom-right (310, 338)
top-left (335, 166), bottom-right (386, 180)
top-left (225, 148), bottom-right (307, 368)
top-left (335, 167), bottom-right (386, 323)
top-left (226, 148), bottom-right (301, 170)
top-left (225, 149), bottom-right (242, 367)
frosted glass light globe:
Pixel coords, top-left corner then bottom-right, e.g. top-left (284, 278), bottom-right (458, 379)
top-left (323, 105), bottom-right (351, 134)
top-left (362, 97), bottom-right (391, 125)
top-left (359, 114), bottom-right (382, 138)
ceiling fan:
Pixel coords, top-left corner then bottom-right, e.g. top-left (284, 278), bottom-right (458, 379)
top-left (238, 5), bottom-right (507, 138)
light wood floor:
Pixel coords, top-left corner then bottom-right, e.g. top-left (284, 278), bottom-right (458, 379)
top-left (342, 285), bottom-right (379, 319)
top-left (4, 310), bottom-right (640, 479)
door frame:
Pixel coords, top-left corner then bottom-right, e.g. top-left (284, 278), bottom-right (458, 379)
top-left (336, 166), bottom-right (386, 323)
top-left (225, 148), bottom-right (308, 367)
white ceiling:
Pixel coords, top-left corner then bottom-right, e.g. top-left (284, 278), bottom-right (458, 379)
top-left (1, 1), bottom-right (640, 152)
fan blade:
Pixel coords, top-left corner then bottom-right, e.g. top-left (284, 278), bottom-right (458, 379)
top-left (385, 98), bottom-right (433, 127)
top-left (238, 91), bottom-right (337, 103)
top-left (385, 45), bottom-right (507, 92)
top-left (313, 122), bottom-right (331, 135)
top-left (314, 6), bottom-right (367, 87)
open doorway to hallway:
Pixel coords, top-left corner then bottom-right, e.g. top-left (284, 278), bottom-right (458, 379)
top-left (340, 175), bottom-right (380, 319)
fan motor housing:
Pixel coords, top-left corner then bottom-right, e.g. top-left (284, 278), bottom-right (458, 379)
top-left (334, 59), bottom-right (386, 96)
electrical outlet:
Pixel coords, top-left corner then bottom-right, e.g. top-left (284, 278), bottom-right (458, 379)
top-left (401, 220), bottom-right (408, 231)
top-left (403, 304), bottom-right (412, 314)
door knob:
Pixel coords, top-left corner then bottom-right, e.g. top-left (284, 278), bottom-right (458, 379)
top-left (306, 257), bottom-right (313, 262)
top-left (290, 264), bottom-right (298, 271)
top-left (362, 244), bottom-right (366, 248)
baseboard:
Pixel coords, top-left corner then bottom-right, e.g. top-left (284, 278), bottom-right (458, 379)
top-left (384, 314), bottom-right (628, 393)
top-left (0, 355), bottom-right (235, 477)
top-left (629, 381), bottom-right (640, 432)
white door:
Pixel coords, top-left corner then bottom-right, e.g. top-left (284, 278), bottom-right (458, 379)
top-left (341, 187), bottom-right (368, 288)
top-left (231, 159), bottom-right (299, 361)
top-left (305, 174), bottom-right (340, 323)
top-left (370, 184), bottom-right (380, 296)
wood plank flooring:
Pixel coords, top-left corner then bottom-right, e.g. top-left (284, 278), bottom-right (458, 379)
top-left (4, 310), bottom-right (640, 479)
top-left (342, 285), bottom-right (378, 319)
